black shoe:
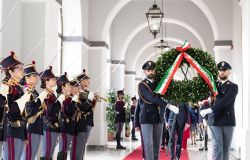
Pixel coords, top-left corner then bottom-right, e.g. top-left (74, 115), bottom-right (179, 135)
top-left (196, 138), bottom-right (204, 141)
top-left (132, 137), bottom-right (138, 141)
top-left (161, 145), bottom-right (165, 150)
top-left (116, 145), bottom-right (126, 149)
top-left (199, 147), bottom-right (208, 151)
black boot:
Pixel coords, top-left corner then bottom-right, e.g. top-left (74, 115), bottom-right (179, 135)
top-left (40, 157), bottom-right (52, 160)
top-left (204, 132), bottom-right (208, 150)
top-left (131, 128), bottom-right (138, 141)
top-left (57, 152), bottom-right (67, 160)
top-left (175, 145), bottom-right (181, 159)
top-left (116, 133), bottom-right (126, 149)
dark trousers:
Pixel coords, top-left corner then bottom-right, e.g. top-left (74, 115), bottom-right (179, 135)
top-left (131, 120), bottom-right (136, 138)
top-left (161, 124), bottom-right (169, 147)
top-left (116, 122), bottom-right (124, 146)
top-left (169, 122), bottom-right (185, 159)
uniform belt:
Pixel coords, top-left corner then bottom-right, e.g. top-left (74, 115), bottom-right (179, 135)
top-left (76, 111), bottom-right (91, 122)
top-left (62, 117), bottom-right (74, 123)
top-left (43, 116), bottom-right (59, 128)
top-left (8, 119), bottom-right (27, 128)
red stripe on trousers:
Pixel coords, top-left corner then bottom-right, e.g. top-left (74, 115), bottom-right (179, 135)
top-left (11, 137), bottom-right (15, 160)
top-left (26, 133), bottom-right (32, 160)
top-left (7, 138), bottom-right (11, 160)
top-left (46, 131), bottom-right (51, 158)
top-left (62, 133), bottom-right (67, 153)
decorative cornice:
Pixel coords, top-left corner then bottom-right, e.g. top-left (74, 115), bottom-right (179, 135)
top-left (62, 36), bottom-right (109, 49)
top-left (107, 59), bottom-right (126, 65)
top-left (214, 40), bottom-right (233, 46)
top-left (125, 71), bottom-right (136, 75)
top-left (214, 40), bottom-right (233, 50)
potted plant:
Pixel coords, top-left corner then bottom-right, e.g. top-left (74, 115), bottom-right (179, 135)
top-left (124, 94), bottom-right (131, 137)
top-left (106, 89), bottom-right (117, 141)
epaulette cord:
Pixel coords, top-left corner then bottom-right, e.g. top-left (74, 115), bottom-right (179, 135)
top-left (138, 82), bottom-right (154, 105)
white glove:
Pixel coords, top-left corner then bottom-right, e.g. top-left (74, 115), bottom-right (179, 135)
top-left (37, 90), bottom-right (48, 104)
top-left (88, 92), bottom-right (95, 101)
top-left (0, 84), bottom-right (9, 98)
top-left (168, 104), bottom-right (179, 114)
top-left (200, 108), bottom-right (213, 117)
top-left (57, 94), bottom-right (66, 105)
top-left (72, 94), bottom-right (79, 102)
top-left (15, 93), bottom-right (31, 113)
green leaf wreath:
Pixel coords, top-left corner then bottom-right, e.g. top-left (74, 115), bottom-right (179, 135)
top-left (155, 48), bottom-right (218, 103)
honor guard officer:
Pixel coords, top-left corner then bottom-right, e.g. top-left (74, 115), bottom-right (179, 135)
top-left (115, 90), bottom-right (126, 149)
top-left (69, 79), bottom-right (81, 160)
top-left (75, 69), bottom-right (97, 159)
top-left (138, 61), bottom-right (179, 160)
top-left (21, 61), bottom-right (44, 160)
top-left (0, 51), bottom-right (31, 160)
top-left (56, 72), bottom-right (78, 160)
top-left (39, 66), bottom-right (61, 160)
top-left (200, 61), bottom-right (238, 160)
top-left (130, 96), bottom-right (138, 141)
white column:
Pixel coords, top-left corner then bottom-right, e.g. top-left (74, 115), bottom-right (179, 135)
top-left (213, 46), bottom-right (233, 64)
top-left (125, 73), bottom-right (136, 96)
top-left (87, 48), bottom-right (108, 146)
top-left (44, 0), bottom-right (60, 74)
top-left (230, 0), bottom-right (243, 151)
top-left (111, 63), bottom-right (125, 91)
top-left (1, 0), bottom-right (22, 57)
top-left (0, 0), bottom-right (2, 56)
top-left (240, 0), bottom-right (250, 159)
top-left (21, 1), bottom-right (46, 72)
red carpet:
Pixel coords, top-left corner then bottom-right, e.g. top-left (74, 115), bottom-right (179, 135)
top-left (123, 147), bottom-right (189, 160)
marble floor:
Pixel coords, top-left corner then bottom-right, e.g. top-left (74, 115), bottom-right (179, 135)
top-left (84, 134), bottom-right (240, 160)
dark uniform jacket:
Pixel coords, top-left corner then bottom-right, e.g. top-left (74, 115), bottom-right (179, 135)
top-left (77, 91), bottom-right (95, 132)
top-left (115, 100), bottom-right (126, 123)
top-left (138, 78), bottom-right (168, 124)
top-left (130, 104), bottom-right (136, 121)
top-left (6, 84), bottom-right (26, 140)
top-left (43, 93), bottom-right (61, 132)
top-left (134, 101), bottom-right (141, 128)
top-left (60, 96), bottom-right (78, 135)
top-left (211, 80), bottom-right (238, 126)
top-left (0, 94), bottom-right (6, 141)
top-left (25, 90), bottom-right (43, 135)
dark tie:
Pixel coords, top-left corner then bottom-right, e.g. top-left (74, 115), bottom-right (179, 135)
top-left (217, 82), bottom-right (222, 89)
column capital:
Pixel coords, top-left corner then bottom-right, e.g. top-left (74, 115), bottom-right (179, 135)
top-left (214, 40), bottom-right (233, 50)
top-left (107, 59), bottom-right (126, 65)
top-left (125, 70), bottom-right (136, 75)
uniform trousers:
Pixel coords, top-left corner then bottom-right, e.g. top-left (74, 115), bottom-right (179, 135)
top-left (141, 123), bottom-right (163, 160)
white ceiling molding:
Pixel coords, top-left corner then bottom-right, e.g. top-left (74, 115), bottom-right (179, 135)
top-left (131, 37), bottom-right (183, 70)
top-left (120, 18), bottom-right (207, 61)
top-left (101, 0), bottom-right (219, 43)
